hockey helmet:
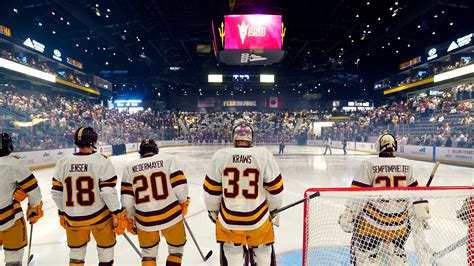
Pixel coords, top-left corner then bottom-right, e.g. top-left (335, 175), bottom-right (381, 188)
top-left (376, 133), bottom-right (397, 153)
top-left (232, 119), bottom-right (255, 145)
top-left (74, 127), bottom-right (98, 149)
top-left (0, 132), bottom-right (14, 156)
top-left (139, 138), bottom-right (159, 157)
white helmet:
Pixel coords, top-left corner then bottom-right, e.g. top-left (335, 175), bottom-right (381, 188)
top-left (376, 133), bottom-right (397, 153)
top-left (232, 119), bottom-right (254, 145)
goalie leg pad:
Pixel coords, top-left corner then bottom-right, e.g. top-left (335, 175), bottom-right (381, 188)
top-left (352, 234), bottom-right (382, 265)
top-left (249, 244), bottom-right (276, 266)
top-left (385, 241), bottom-right (408, 265)
top-left (4, 248), bottom-right (24, 264)
top-left (339, 208), bottom-right (355, 233)
top-left (70, 245), bottom-right (87, 262)
top-left (220, 242), bottom-right (245, 265)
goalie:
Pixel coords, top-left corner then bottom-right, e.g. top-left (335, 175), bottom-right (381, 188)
top-left (339, 134), bottom-right (431, 265)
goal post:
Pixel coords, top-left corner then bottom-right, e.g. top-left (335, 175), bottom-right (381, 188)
top-left (302, 186), bottom-right (474, 265)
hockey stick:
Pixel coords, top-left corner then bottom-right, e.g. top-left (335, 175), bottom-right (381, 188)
top-left (433, 235), bottom-right (468, 260)
top-left (270, 191), bottom-right (320, 216)
top-left (425, 161), bottom-right (441, 187)
top-left (183, 218), bottom-right (213, 261)
top-left (27, 223), bottom-right (34, 265)
top-left (123, 233), bottom-right (141, 257)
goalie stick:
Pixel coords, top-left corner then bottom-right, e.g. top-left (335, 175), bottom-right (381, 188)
top-left (270, 191), bottom-right (320, 216)
top-left (425, 161), bottom-right (441, 187)
top-left (433, 235), bottom-right (468, 260)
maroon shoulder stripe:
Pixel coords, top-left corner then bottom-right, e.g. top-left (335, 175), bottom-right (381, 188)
top-left (101, 176), bottom-right (117, 183)
top-left (268, 185), bottom-right (284, 195)
top-left (171, 179), bottom-right (187, 187)
top-left (23, 183), bottom-right (39, 193)
top-left (52, 185), bottom-right (63, 192)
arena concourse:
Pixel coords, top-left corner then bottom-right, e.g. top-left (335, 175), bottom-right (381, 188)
top-left (0, 1), bottom-right (473, 265)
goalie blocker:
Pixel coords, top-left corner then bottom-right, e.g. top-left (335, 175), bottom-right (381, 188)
top-left (302, 187), bottom-right (474, 266)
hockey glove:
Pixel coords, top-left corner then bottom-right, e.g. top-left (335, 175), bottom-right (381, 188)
top-left (338, 208), bottom-right (355, 233)
top-left (13, 188), bottom-right (28, 202)
top-left (58, 211), bottom-right (67, 229)
top-left (180, 197), bottom-right (191, 216)
top-left (27, 202), bottom-right (44, 224)
top-left (112, 209), bottom-right (127, 235)
top-left (456, 199), bottom-right (469, 226)
top-left (413, 200), bottom-right (431, 220)
top-left (208, 211), bottom-right (218, 224)
top-left (127, 218), bottom-right (137, 235)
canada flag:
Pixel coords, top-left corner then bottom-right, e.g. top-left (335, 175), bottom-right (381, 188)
top-left (265, 97), bottom-right (282, 108)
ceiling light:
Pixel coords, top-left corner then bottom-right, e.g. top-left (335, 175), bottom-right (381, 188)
top-left (397, 36), bottom-right (401, 40)
top-left (378, 17), bottom-right (381, 21)
top-left (51, 11), bottom-right (55, 15)
top-left (142, 47), bottom-right (145, 50)
top-left (60, 17), bottom-right (64, 21)
top-left (395, 1), bottom-right (398, 5)
top-left (432, 31), bottom-right (436, 35)
top-left (105, 62), bottom-right (109, 65)
top-left (351, 40), bottom-right (354, 43)
top-left (382, 46), bottom-right (385, 49)
top-left (407, 44), bottom-right (411, 47)
top-left (387, 42), bottom-right (391, 46)
top-left (396, 50), bottom-right (399, 53)
top-left (366, 24), bottom-right (370, 28)
top-left (52, 30), bottom-right (56, 34)
top-left (95, 3), bottom-right (99, 7)
top-left (366, 53), bottom-right (370, 56)
top-left (417, 25), bottom-right (421, 28)
top-left (102, 47), bottom-right (106, 50)
top-left (389, 7), bottom-right (393, 11)
top-left (107, 8), bottom-right (111, 12)
top-left (441, 10), bottom-right (445, 14)
top-left (113, 52), bottom-right (116, 56)
top-left (66, 21), bottom-right (70, 25)
top-left (356, 14), bottom-right (359, 18)
top-left (38, 22), bottom-right (43, 26)
top-left (366, 2), bottom-right (370, 5)
top-left (75, 43), bottom-right (79, 47)
top-left (105, 15), bottom-right (109, 18)
top-left (434, 14), bottom-right (438, 18)
top-left (450, 22), bottom-right (454, 26)
top-left (13, 8), bottom-right (18, 14)
top-left (84, 49), bottom-right (88, 52)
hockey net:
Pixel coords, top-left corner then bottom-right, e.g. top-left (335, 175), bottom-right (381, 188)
top-left (303, 187), bottom-right (474, 265)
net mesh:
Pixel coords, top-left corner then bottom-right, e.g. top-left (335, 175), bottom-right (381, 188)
top-left (303, 187), bottom-right (474, 266)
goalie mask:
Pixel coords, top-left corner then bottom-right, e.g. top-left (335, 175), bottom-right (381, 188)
top-left (0, 132), bottom-right (14, 157)
top-left (74, 127), bottom-right (98, 149)
top-left (139, 138), bottom-right (159, 157)
top-left (376, 133), bottom-right (397, 153)
top-left (232, 120), bottom-right (255, 145)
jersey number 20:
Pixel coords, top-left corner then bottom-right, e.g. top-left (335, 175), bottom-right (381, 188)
top-left (133, 172), bottom-right (169, 204)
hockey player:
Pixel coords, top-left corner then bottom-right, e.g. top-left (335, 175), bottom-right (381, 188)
top-left (339, 133), bottom-right (430, 265)
top-left (0, 132), bottom-right (43, 266)
top-left (51, 127), bottom-right (126, 266)
top-left (204, 119), bottom-right (284, 265)
top-left (121, 139), bottom-right (190, 266)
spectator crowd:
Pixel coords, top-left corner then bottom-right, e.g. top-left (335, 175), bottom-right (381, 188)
top-left (0, 83), bottom-right (473, 152)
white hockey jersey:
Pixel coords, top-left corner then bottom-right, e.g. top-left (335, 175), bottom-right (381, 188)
top-left (204, 146), bottom-right (284, 231)
top-left (350, 156), bottom-right (419, 233)
top-left (121, 154), bottom-right (189, 231)
top-left (0, 155), bottom-right (42, 231)
top-left (51, 152), bottom-right (121, 227)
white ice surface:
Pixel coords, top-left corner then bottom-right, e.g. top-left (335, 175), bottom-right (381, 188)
top-left (4, 145), bottom-right (472, 265)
